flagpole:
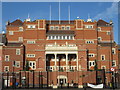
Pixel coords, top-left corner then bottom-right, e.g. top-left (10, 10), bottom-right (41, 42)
top-left (50, 5), bottom-right (51, 24)
top-left (68, 5), bottom-right (70, 24)
top-left (59, 0), bottom-right (61, 24)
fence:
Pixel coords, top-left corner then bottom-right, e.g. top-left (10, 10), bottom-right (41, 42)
top-left (2, 70), bottom-right (120, 89)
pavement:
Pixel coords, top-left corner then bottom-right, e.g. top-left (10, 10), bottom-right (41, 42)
top-left (1, 88), bottom-right (120, 90)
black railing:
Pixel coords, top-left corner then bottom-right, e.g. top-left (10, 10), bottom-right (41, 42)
top-left (2, 70), bottom-right (120, 89)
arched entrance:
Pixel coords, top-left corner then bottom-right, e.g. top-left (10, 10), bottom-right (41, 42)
top-left (57, 75), bottom-right (67, 86)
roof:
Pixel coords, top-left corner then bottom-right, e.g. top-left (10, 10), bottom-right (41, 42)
top-left (46, 20), bottom-right (74, 24)
top-left (46, 30), bottom-right (75, 35)
top-left (9, 19), bottom-right (23, 26)
top-left (97, 19), bottom-right (109, 26)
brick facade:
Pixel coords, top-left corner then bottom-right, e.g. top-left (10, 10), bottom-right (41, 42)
top-left (1, 18), bottom-right (119, 88)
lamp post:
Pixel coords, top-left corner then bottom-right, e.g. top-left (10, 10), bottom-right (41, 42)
top-left (12, 61), bottom-right (15, 88)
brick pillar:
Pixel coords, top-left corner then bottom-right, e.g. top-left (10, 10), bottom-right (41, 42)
top-left (52, 71), bottom-right (58, 88)
top-left (78, 71), bottom-right (83, 88)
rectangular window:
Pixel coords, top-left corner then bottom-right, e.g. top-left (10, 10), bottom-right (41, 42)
top-left (107, 31), bottom-right (111, 35)
top-left (18, 37), bottom-right (23, 42)
top-left (66, 26), bottom-right (70, 30)
top-left (4, 66), bottom-right (9, 72)
top-left (112, 60), bottom-right (116, 67)
top-left (50, 26), bottom-right (54, 30)
top-left (29, 61), bottom-right (36, 69)
top-left (97, 27), bottom-right (101, 31)
top-left (86, 40), bottom-right (94, 44)
top-left (14, 61), bottom-right (20, 67)
top-left (101, 55), bottom-right (105, 60)
top-left (28, 25), bottom-right (36, 28)
top-left (89, 61), bottom-right (95, 66)
top-left (27, 41), bottom-right (36, 44)
top-left (5, 55), bottom-right (9, 61)
top-left (27, 54), bottom-right (35, 57)
top-left (88, 54), bottom-right (95, 57)
top-left (55, 26), bottom-right (59, 30)
top-left (61, 26), bottom-right (65, 30)
top-left (9, 31), bottom-right (14, 35)
top-left (98, 37), bottom-right (102, 41)
top-left (85, 25), bottom-right (93, 29)
top-left (16, 49), bottom-right (20, 55)
top-left (19, 27), bottom-right (23, 31)
top-left (112, 48), bottom-right (116, 54)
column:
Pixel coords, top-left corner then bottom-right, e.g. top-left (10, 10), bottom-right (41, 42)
top-left (77, 53), bottom-right (79, 71)
top-left (54, 54), bottom-right (57, 71)
top-left (66, 53), bottom-right (68, 71)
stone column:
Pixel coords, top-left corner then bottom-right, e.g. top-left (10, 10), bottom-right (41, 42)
top-left (55, 54), bottom-right (57, 71)
top-left (66, 53), bottom-right (68, 71)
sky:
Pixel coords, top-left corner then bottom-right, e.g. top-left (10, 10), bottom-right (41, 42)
top-left (1, 2), bottom-right (118, 43)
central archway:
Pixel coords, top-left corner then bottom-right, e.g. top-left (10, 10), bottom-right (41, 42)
top-left (57, 75), bottom-right (67, 86)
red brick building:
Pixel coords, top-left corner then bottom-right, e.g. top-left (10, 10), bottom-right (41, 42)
top-left (2, 18), bottom-right (119, 88)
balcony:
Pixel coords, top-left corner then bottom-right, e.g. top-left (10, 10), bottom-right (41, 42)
top-left (45, 45), bottom-right (78, 51)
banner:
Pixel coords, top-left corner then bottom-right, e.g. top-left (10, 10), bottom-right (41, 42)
top-left (87, 83), bottom-right (103, 88)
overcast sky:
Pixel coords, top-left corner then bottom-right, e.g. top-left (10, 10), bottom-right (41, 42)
top-left (2, 2), bottom-right (118, 43)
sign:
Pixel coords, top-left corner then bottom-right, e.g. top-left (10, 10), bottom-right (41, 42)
top-left (87, 83), bottom-right (103, 88)
top-left (110, 68), bottom-right (115, 71)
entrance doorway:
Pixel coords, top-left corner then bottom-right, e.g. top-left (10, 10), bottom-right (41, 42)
top-left (57, 75), bottom-right (67, 86)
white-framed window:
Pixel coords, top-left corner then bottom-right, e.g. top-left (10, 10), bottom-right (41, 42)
top-left (27, 54), bottom-right (35, 57)
top-left (27, 40), bottom-right (36, 44)
top-left (85, 25), bottom-right (93, 29)
top-left (27, 25), bottom-right (36, 28)
top-left (107, 31), bottom-right (111, 35)
top-left (47, 66), bottom-right (53, 71)
top-left (112, 48), bottom-right (116, 54)
top-left (50, 26), bottom-right (54, 30)
top-left (61, 26), bottom-right (65, 30)
top-left (14, 61), bottom-right (20, 67)
top-left (29, 61), bottom-right (36, 69)
top-left (48, 35), bottom-right (73, 40)
top-left (9, 31), bottom-right (14, 35)
top-left (101, 66), bottom-right (106, 70)
top-left (86, 40), bottom-right (94, 44)
top-left (97, 27), bottom-right (101, 31)
top-left (88, 54), bottom-right (95, 57)
top-left (4, 66), bottom-right (9, 72)
top-left (89, 61), bottom-right (95, 66)
top-left (55, 26), bottom-right (59, 30)
top-left (18, 37), bottom-right (23, 42)
top-left (5, 55), bottom-right (9, 61)
top-left (98, 37), bottom-right (102, 41)
top-left (66, 26), bottom-right (70, 30)
top-left (19, 27), bottom-right (23, 31)
top-left (112, 60), bottom-right (116, 67)
top-left (101, 55), bottom-right (105, 60)
top-left (16, 49), bottom-right (20, 55)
